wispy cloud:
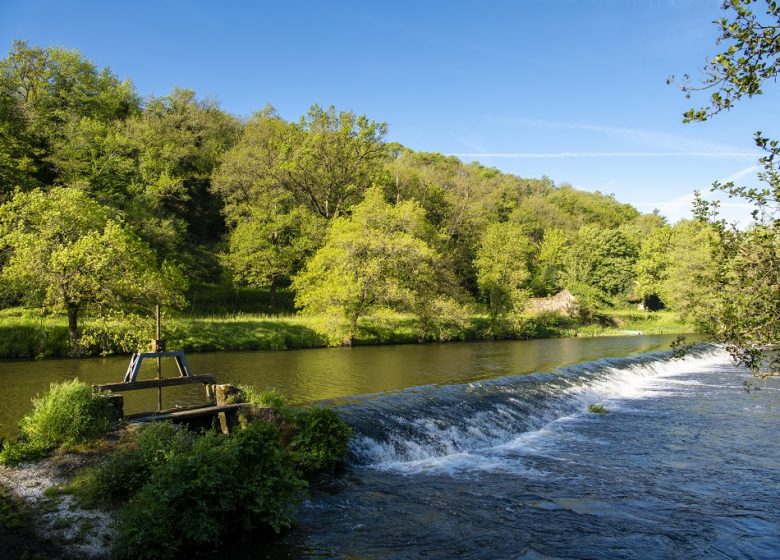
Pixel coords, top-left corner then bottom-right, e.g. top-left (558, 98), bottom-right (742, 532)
top-left (450, 151), bottom-right (759, 159)
top-left (485, 117), bottom-right (760, 157)
top-left (720, 164), bottom-right (760, 183)
top-left (634, 192), bottom-right (754, 225)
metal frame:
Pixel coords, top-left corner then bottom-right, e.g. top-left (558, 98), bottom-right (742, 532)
top-left (123, 351), bottom-right (193, 383)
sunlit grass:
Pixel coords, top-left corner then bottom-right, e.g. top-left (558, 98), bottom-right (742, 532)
top-left (0, 307), bottom-right (695, 359)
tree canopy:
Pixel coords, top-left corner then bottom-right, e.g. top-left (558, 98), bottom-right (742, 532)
top-left (674, 0), bottom-right (780, 373)
top-left (0, 188), bottom-right (185, 342)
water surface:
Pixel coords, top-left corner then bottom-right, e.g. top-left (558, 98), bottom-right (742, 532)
top-left (0, 334), bottom-right (687, 437)
top-left (279, 346), bottom-right (780, 559)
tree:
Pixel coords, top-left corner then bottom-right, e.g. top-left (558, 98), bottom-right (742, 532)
top-left (633, 224), bottom-right (671, 308)
top-left (222, 192), bottom-right (324, 302)
top-left (0, 40), bottom-right (139, 196)
top-left (659, 220), bottom-right (720, 324)
top-left (530, 227), bottom-right (569, 296)
top-left (213, 104), bottom-right (387, 222)
top-left (292, 188), bottom-right (446, 345)
top-left (566, 226), bottom-right (639, 299)
top-left (673, 0), bottom-right (780, 372)
top-left (474, 221), bottom-right (535, 320)
top-left (0, 188), bottom-right (185, 343)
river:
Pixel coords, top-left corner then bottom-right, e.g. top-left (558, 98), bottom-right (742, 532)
top-left (2, 335), bottom-right (778, 558)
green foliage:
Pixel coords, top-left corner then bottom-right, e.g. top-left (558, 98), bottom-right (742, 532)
top-left (0, 188), bottom-right (186, 345)
top-left (285, 407), bottom-right (352, 474)
top-left (588, 403), bottom-right (608, 414)
top-left (293, 187), bottom-right (455, 344)
top-left (566, 226), bottom-right (639, 298)
top-left (659, 220), bottom-right (720, 326)
top-left (475, 222), bottom-right (535, 319)
top-left (238, 386), bottom-right (288, 409)
top-left (634, 225), bottom-right (671, 306)
top-left (0, 380), bottom-right (119, 464)
top-left (531, 227), bottom-right (569, 296)
top-left (70, 423), bottom-right (197, 507)
top-left (113, 421), bottom-right (306, 560)
top-left (673, 1), bottom-right (780, 373)
top-left (672, 0), bottom-right (780, 123)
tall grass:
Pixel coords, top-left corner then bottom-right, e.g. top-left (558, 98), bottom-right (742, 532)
top-left (0, 379), bottom-right (120, 464)
top-left (0, 307), bottom-right (694, 359)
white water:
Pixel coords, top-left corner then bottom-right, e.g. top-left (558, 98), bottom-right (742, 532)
top-left (351, 347), bottom-right (732, 475)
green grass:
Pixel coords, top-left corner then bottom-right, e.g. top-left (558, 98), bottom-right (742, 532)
top-left (0, 380), bottom-right (120, 465)
top-left (0, 307), bottom-right (694, 359)
top-left (574, 310), bottom-right (692, 337)
top-left (588, 403), bottom-right (608, 414)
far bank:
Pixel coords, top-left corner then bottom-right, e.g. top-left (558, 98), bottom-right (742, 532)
top-left (0, 307), bottom-right (692, 360)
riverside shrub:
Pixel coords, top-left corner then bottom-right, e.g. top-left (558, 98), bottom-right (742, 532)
top-left (71, 422), bottom-right (198, 506)
top-left (114, 421), bottom-right (306, 560)
top-left (0, 380), bottom-right (119, 464)
top-left (287, 407), bottom-right (352, 474)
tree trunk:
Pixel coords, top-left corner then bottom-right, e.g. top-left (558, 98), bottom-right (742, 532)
top-left (67, 305), bottom-right (79, 342)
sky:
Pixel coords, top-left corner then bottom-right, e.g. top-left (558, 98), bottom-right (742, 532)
top-left (1, 0), bottom-right (778, 224)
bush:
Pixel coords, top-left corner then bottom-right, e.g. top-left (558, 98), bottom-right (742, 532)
top-left (71, 423), bottom-right (197, 506)
top-left (286, 407), bottom-right (352, 474)
top-left (588, 403), bottom-right (608, 414)
top-left (114, 421), bottom-right (306, 560)
top-left (0, 380), bottom-right (120, 464)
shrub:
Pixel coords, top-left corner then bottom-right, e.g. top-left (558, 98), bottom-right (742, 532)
top-left (114, 421), bottom-right (305, 560)
top-left (588, 403), bottom-right (608, 414)
top-left (286, 407), bottom-right (352, 474)
top-left (71, 422), bottom-right (196, 506)
top-left (0, 380), bottom-right (119, 464)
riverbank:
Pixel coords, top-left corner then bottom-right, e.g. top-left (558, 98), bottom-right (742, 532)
top-left (0, 307), bottom-right (693, 359)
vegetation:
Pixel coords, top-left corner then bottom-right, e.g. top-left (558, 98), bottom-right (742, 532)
top-left (0, 308), bottom-right (691, 359)
top-left (63, 399), bottom-right (350, 558)
top-left (588, 404), bottom-right (608, 414)
top-left (0, 379), bottom-right (119, 464)
top-left (0, 39), bottom-right (709, 356)
top-left (113, 422), bottom-right (306, 560)
top-left (673, 0), bottom-right (780, 374)
top-left (285, 407), bottom-right (352, 474)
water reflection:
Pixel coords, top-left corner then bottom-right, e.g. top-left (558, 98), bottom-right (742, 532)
top-left (0, 334), bottom-right (694, 437)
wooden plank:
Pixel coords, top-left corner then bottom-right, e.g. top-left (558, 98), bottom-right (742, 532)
top-left (128, 403), bottom-right (251, 423)
top-left (93, 374), bottom-right (216, 393)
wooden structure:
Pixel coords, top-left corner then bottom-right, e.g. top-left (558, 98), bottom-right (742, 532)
top-left (91, 306), bottom-right (249, 433)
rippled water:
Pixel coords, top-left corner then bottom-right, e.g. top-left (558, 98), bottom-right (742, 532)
top-left (280, 347), bottom-right (780, 559)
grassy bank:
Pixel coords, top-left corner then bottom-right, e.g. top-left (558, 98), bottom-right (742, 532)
top-left (0, 307), bottom-right (693, 359)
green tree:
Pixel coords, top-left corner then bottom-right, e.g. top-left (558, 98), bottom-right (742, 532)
top-left (214, 104), bottom-right (387, 222)
top-left (530, 227), bottom-right (569, 296)
top-left (566, 226), bottom-right (639, 299)
top-left (222, 192), bottom-right (324, 303)
top-left (292, 188), bottom-right (446, 344)
top-left (0, 188), bottom-right (185, 343)
top-left (674, 0), bottom-right (780, 372)
top-left (0, 40), bottom-right (138, 195)
top-left (474, 221), bottom-right (535, 320)
top-left (634, 225), bottom-right (672, 308)
top-left (659, 220), bottom-right (720, 325)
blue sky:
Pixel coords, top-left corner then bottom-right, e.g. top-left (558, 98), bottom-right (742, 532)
top-left (2, 0), bottom-right (778, 223)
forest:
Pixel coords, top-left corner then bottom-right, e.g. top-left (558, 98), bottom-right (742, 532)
top-left (0, 40), bottom-right (748, 356)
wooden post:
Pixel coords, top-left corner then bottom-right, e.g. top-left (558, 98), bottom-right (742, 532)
top-left (156, 304), bottom-right (162, 411)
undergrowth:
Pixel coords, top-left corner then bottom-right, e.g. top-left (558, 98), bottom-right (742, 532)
top-left (0, 380), bottom-right (120, 465)
top-left (0, 307), bottom-right (693, 359)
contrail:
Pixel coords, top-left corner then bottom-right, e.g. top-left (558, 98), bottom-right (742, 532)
top-left (449, 152), bottom-right (761, 159)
